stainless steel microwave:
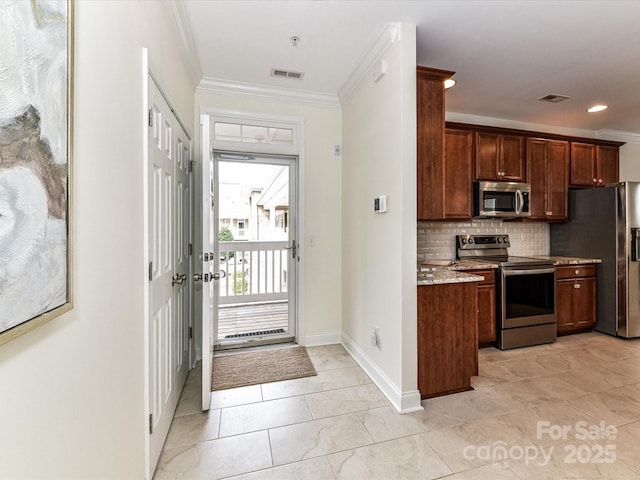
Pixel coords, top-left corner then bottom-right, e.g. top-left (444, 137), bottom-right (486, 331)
top-left (473, 181), bottom-right (531, 218)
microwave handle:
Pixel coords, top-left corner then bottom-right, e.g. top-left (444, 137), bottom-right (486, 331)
top-left (515, 189), bottom-right (523, 214)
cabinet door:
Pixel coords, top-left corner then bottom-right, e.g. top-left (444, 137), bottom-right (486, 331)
top-left (526, 138), bottom-right (548, 220)
top-left (417, 283), bottom-right (478, 398)
top-left (597, 145), bottom-right (619, 186)
top-left (477, 284), bottom-right (496, 343)
top-left (570, 143), bottom-right (596, 187)
top-left (573, 277), bottom-right (597, 329)
top-left (500, 135), bottom-right (525, 181)
top-left (416, 73), bottom-right (445, 219)
top-left (556, 279), bottom-right (575, 332)
top-left (444, 129), bottom-right (473, 218)
top-left (546, 140), bottom-right (569, 221)
top-left (475, 132), bottom-right (500, 180)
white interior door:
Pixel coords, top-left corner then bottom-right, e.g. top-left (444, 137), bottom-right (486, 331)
top-left (148, 76), bottom-right (191, 468)
top-left (175, 126), bottom-right (191, 396)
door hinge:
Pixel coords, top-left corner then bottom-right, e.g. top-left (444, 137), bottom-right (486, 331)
top-left (148, 261), bottom-right (153, 281)
top-left (189, 160), bottom-right (195, 173)
top-left (189, 327), bottom-right (193, 339)
top-left (149, 413), bottom-right (153, 434)
top-left (188, 243), bottom-right (193, 255)
top-left (148, 108), bottom-right (153, 128)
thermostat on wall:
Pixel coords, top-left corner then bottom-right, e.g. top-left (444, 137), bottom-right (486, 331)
top-left (374, 195), bottom-right (387, 213)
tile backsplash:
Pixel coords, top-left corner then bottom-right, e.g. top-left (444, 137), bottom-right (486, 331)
top-left (417, 220), bottom-right (549, 262)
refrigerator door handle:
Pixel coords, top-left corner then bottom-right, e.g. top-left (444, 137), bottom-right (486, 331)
top-left (632, 228), bottom-right (639, 262)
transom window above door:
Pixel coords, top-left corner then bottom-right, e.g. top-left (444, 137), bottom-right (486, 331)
top-left (214, 122), bottom-right (293, 146)
top-left (208, 113), bottom-right (301, 155)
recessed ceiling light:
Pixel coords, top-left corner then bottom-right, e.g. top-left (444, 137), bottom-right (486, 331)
top-left (444, 78), bottom-right (456, 89)
top-left (587, 104), bottom-right (608, 113)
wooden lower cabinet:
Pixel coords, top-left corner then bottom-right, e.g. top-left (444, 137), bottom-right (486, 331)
top-left (417, 282), bottom-right (479, 399)
top-left (556, 265), bottom-right (597, 334)
top-left (467, 269), bottom-right (497, 344)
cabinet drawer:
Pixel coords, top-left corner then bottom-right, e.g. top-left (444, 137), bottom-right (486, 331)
top-left (556, 264), bottom-right (597, 279)
top-left (467, 269), bottom-right (496, 286)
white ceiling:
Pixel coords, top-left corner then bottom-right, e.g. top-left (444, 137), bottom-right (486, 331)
top-left (182, 0), bottom-right (640, 135)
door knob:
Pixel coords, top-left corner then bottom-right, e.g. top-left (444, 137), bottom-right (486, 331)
top-left (212, 272), bottom-right (221, 280)
top-left (193, 274), bottom-right (203, 282)
top-left (171, 273), bottom-right (187, 286)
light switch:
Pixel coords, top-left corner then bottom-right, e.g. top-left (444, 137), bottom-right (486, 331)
top-left (307, 234), bottom-right (316, 247)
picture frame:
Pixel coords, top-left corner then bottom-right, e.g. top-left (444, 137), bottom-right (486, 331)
top-left (0, 0), bottom-right (74, 346)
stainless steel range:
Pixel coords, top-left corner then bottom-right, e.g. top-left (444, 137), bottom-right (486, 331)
top-left (456, 234), bottom-right (557, 350)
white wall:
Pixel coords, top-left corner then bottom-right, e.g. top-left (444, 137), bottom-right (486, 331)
top-left (0, 1), bottom-right (195, 478)
top-left (341, 24), bottom-right (419, 412)
top-left (194, 92), bottom-right (343, 345)
top-left (619, 142), bottom-right (640, 181)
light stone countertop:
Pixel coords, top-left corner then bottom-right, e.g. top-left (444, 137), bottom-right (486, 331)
top-left (530, 255), bottom-right (602, 265)
top-left (417, 255), bottom-right (601, 285)
top-left (417, 265), bottom-right (484, 286)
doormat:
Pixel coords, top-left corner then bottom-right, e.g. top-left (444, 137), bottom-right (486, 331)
top-left (212, 346), bottom-right (317, 391)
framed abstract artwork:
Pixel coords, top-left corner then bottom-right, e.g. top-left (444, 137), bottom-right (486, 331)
top-left (0, 0), bottom-right (74, 345)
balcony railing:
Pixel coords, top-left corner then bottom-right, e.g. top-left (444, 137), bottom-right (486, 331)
top-left (218, 241), bottom-right (289, 305)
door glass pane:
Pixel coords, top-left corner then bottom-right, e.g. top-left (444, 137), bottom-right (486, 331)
top-left (216, 159), bottom-right (291, 342)
top-left (213, 122), bottom-right (293, 146)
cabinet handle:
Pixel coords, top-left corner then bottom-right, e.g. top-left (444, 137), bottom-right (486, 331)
top-left (598, 178), bottom-right (603, 184)
top-left (575, 269), bottom-right (580, 275)
top-left (574, 283), bottom-right (581, 289)
top-left (593, 178), bottom-right (598, 183)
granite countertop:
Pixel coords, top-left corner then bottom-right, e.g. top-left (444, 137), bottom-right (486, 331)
top-left (417, 255), bottom-right (601, 285)
top-left (417, 265), bottom-right (484, 286)
top-left (530, 255), bottom-right (602, 265)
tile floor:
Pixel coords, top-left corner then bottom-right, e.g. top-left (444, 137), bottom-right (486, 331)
top-left (154, 332), bottom-right (640, 479)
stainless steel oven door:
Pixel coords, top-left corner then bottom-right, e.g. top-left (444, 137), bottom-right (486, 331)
top-left (501, 266), bottom-right (556, 329)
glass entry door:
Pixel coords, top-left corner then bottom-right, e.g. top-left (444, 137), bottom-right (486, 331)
top-left (213, 152), bottom-right (298, 349)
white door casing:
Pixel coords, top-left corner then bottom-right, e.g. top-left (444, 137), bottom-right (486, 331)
top-left (199, 110), bottom-right (305, 410)
top-left (147, 76), bottom-right (192, 469)
top-left (200, 115), bottom-right (214, 410)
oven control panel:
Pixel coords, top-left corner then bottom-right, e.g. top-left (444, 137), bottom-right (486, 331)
top-left (457, 234), bottom-right (510, 250)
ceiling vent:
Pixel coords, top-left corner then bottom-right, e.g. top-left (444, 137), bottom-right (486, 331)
top-left (271, 68), bottom-right (304, 80)
top-left (538, 93), bottom-right (571, 103)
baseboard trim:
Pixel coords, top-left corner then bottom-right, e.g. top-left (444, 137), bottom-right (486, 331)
top-left (341, 333), bottom-right (423, 414)
top-left (302, 331), bottom-right (342, 347)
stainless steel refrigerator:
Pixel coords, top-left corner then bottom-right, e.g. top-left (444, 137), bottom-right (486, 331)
top-left (550, 182), bottom-right (640, 338)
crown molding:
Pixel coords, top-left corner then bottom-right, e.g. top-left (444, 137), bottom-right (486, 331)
top-left (338, 23), bottom-right (401, 105)
top-left (197, 77), bottom-right (341, 108)
top-left (596, 129), bottom-right (640, 144)
top-left (166, 0), bottom-right (202, 87)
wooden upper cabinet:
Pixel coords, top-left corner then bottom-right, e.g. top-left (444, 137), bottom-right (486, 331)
top-left (570, 142), bottom-right (619, 187)
top-left (475, 132), bottom-right (525, 181)
top-left (526, 138), bottom-right (547, 220)
top-left (570, 142), bottom-right (597, 186)
top-left (527, 138), bottom-right (569, 221)
top-left (546, 140), bottom-right (570, 221)
top-left (416, 66), bottom-right (458, 220)
top-left (444, 129), bottom-right (473, 218)
top-left (597, 145), bottom-right (619, 186)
